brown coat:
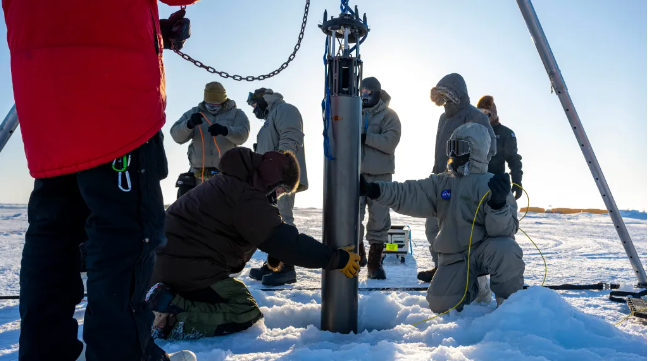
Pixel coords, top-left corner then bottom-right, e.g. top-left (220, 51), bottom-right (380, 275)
top-left (152, 148), bottom-right (292, 292)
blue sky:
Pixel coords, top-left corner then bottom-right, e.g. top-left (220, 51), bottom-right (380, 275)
top-left (0, 0), bottom-right (646, 210)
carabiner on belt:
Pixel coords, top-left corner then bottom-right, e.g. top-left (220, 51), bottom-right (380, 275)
top-left (112, 154), bottom-right (132, 192)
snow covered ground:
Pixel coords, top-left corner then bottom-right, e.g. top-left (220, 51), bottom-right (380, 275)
top-left (0, 204), bottom-right (645, 360)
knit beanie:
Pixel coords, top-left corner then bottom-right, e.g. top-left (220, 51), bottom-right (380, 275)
top-left (204, 82), bottom-right (227, 104)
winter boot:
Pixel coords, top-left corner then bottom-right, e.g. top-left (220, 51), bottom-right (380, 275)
top-left (146, 283), bottom-right (184, 340)
top-left (417, 267), bottom-right (437, 283)
top-left (150, 343), bottom-right (197, 361)
top-left (367, 243), bottom-right (386, 280)
top-left (496, 296), bottom-right (505, 307)
top-left (261, 264), bottom-right (297, 286)
top-left (169, 351), bottom-right (198, 361)
top-left (249, 262), bottom-right (273, 281)
top-left (146, 283), bottom-right (183, 313)
top-left (359, 240), bottom-right (367, 267)
top-left (474, 276), bottom-right (492, 304)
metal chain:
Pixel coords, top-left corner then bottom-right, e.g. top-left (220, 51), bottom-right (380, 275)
top-left (172, 0), bottom-right (310, 81)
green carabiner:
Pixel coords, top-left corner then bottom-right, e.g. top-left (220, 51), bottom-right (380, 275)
top-left (112, 155), bottom-right (128, 172)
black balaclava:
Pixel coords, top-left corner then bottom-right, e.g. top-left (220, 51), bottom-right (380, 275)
top-left (361, 77), bottom-right (381, 108)
top-left (249, 88), bottom-right (270, 119)
top-left (449, 153), bottom-right (470, 173)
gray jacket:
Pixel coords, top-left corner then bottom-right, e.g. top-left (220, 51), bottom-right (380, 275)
top-left (362, 90), bottom-right (401, 175)
top-left (375, 123), bottom-right (518, 259)
top-left (256, 93), bottom-right (309, 191)
top-left (171, 100), bottom-right (250, 170)
top-left (432, 74), bottom-right (497, 174)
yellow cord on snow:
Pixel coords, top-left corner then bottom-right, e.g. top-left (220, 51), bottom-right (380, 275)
top-left (519, 227), bottom-right (547, 286)
top-left (412, 183), bottom-right (545, 326)
top-left (615, 308), bottom-right (647, 326)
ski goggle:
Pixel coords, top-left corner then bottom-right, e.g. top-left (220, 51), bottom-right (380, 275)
top-left (446, 139), bottom-right (470, 157)
top-left (246, 92), bottom-right (256, 106)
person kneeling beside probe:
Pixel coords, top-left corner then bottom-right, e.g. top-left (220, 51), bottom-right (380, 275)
top-left (147, 147), bottom-right (360, 340)
top-left (360, 123), bottom-right (524, 312)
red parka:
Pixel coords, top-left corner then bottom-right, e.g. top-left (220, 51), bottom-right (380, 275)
top-left (3, 0), bottom-right (197, 178)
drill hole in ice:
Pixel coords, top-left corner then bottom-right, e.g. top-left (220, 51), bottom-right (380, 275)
top-left (256, 290), bottom-right (430, 333)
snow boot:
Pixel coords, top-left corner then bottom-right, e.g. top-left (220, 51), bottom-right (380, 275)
top-left (146, 283), bottom-right (183, 314)
top-left (169, 350), bottom-right (198, 361)
top-left (359, 240), bottom-right (367, 267)
top-left (146, 283), bottom-right (184, 340)
top-left (496, 296), bottom-right (505, 307)
top-left (261, 264), bottom-right (297, 286)
top-left (150, 343), bottom-right (197, 361)
top-left (249, 262), bottom-right (273, 281)
top-left (367, 243), bottom-right (386, 280)
top-left (417, 267), bottom-right (437, 283)
top-left (474, 276), bottom-right (492, 304)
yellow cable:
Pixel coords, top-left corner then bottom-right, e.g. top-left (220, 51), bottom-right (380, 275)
top-left (412, 182), bottom-right (545, 326)
top-left (405, 180), bottom-right (640, 328)
top-left (517, 182), bottom-right (530, 222)
top-left (411, 190), bottom-right (491, 326)
top-left (519, 227), bottom-right (547, 286)
top-left (615, 308), bottom-right (647, 326)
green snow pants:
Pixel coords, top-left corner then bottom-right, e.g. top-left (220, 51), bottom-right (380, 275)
top-left (166, 278), bottom-right (263, 340)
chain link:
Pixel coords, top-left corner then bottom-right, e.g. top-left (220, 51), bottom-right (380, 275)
top-left (172, 0), bottom-right (310, 81)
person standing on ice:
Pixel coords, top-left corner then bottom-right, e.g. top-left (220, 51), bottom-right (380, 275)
top-left (360, 123), bottom-right (524, 312)
top-left (147, 147), bottom-right (360, 340)
top-left (477, 95), bottom-right (524, 200)
top-left (3, 0), bottom-right (199, 360)
top-left (417, 73), bottom-right (497, 284)
top-left (357, 77), bottom-right (402, 279)
top-left (246, 88), bottom-right (310, 286)
top-left (171, 81), bottom-right (250, 198)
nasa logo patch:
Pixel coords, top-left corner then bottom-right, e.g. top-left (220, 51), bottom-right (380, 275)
top-left (441, 189), bottom-right (451, 200)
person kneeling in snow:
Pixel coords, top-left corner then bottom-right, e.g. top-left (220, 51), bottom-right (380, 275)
top-left (147, 147), bottom-right (360, 340)
top-left (360, 123), bottom-right (524, 313)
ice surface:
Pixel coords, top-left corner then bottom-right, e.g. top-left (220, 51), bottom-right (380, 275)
top-left (0, 205), bottom-right (645, 360)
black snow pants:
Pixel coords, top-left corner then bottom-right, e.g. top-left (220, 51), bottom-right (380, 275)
top-left (19, 132), bottom-right (168, 361)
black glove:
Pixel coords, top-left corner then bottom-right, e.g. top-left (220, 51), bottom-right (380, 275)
top-left (361, 134), bottom-right (367, 144)
top-left (487, 173), bottom-right (511, 210)
top-left (159, 9), bottom-right (191, 50)
top-left (359, 174), bottom-right (381, 199)
top-left (208, 123), bottom-right (228, 137)
top-left (512, 183), bottom-right (523, 200)
top-left (187, 113), bottom-right (203, 129)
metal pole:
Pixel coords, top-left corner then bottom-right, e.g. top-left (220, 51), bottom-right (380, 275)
top-left (0, 104), bottom-right (19, 154)
top-left (517, 0), bottom-right (647, 287)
